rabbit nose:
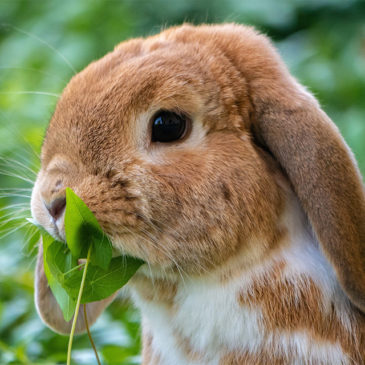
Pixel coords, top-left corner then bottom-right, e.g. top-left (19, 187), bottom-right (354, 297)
top-left (45, 197), bottom-right (66, 221)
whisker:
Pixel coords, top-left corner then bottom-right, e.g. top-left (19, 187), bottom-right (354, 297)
top-left (121, 227), bottom-right (161, 287)
top-left (0, 208), bottom-right (30, 223)
top-left (0, 221), bottom-right (29, 240)
top-left (12, 147), bottom-right (41, 171)
top-left (0, 212), bottom-right (31, 226)
top-left (0, 91), bottom-right (60, 98)
top-left (0, 203), bottom-right (31, 213)
top-left (0, 216), bottom-right (31, 231)
top-left (0, 194), bottom-right (32, 199)
top-left (3, 24), bottom-right (77, 74)
top-left (0, 110), bottom-right (38, 160)
top-left (0, 188), bottom-right (32, 195)
top-left (0, 187), bottom-right (33, 191)
top-left (0, 169), bottom-right (34, 184)
top-left (0, 66), bottom-right (69, 83)
top-left (25, 251), bottom-right (39, 271)
top-left (22, 227), bottom-right (40, 258)
top-left (135, 225), bottom-right (188, 285)
top-left (0, 129), bottom-right (40, 171)
top-left (144, 216), bottom-right (210, 276)
top-left (0, 204), bottom-right (30, 214)
top-left (123, 227), bottom-right (156, 288)
top-left (0, 157), bottom-right (38, 176)
top-left (0, 192), bottom-right (32, 201)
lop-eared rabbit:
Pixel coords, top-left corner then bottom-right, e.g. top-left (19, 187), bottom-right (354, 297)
top-left (31, 24), bottom-right (365, 364)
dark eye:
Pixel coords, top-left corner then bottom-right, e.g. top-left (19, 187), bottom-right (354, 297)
top-left (151, 111), bottom-right (187, 143)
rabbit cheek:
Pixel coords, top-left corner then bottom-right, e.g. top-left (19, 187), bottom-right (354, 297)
top-left (141, 135), bottom-right (285, 273)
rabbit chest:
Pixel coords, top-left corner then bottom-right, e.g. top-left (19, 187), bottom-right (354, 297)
top-left (130, 199), bottom-right (360, 365)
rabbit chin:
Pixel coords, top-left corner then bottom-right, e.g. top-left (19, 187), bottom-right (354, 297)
top-left (127, 192), bottom-right (355, 365)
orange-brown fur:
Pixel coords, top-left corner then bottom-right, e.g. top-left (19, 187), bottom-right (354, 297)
top-left (130, 275), bottom-right (177, 305)
top-left (238, 262), bottom-right (365, 363)
top-left (31, 23), bottom-right (365, 364)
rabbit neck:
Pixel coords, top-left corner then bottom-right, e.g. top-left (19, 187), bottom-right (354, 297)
top-left (130, 196), bottom-right (359, 365)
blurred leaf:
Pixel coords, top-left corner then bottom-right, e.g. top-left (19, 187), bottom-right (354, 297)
top-left (102, 344), bottom-right (131, 364)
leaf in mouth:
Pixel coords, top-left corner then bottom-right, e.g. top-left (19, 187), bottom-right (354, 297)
top-left (29, 187), bottom-right (144, 320)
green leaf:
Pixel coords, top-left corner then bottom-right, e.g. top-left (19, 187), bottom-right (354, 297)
top-left (27, 219), bottom-right (76, 321)
top-left (63, 256), bottom-right (144, 303)
top-left (65, 187), bottom-right (112, 269)
top-left (43, 237), bottom-right (76, 322)
top-left (28, 189), bottom-right (144, 322)
top-left (101, 345), bottom-right (132, 364)
top-left (46, 240), bottom-right (77, 285)
top-left (81, 256), bottom-right (143, 303)
top-left (90, 231), bottom-right (113, 270)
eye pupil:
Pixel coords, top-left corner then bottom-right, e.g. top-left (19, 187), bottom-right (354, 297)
top-left (152, 111), bottom-right (186, 143)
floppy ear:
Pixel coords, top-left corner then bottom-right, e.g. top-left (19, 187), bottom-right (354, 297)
top-left (35, 239), bottom-right (116, 334)
top-left (199, 24), bottom-right (365, 311)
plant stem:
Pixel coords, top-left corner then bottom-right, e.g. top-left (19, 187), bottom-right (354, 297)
top-left (84, 304), bottom-right (102, 365)
top-left (67, 247), bottom-right (91, 365)
top-left (63, 262), bottom-right (86, 275)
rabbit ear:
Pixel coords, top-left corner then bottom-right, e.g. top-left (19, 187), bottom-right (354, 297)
top-left (35, 240), bottom-right (116, 334)
top-left (200, 24), bottom-right (365, 311)
top-left (252, 78), bottom-right (365, 312)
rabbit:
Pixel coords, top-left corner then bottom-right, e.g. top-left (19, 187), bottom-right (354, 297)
top-left (31, 23), bottom-right (365, 364)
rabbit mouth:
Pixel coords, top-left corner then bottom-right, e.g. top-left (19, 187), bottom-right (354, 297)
top-left (49, 220), bottom-right (65, 242)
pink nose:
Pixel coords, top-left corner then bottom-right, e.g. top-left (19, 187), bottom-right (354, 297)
top-left (45, 197), bottom-right (66, 221)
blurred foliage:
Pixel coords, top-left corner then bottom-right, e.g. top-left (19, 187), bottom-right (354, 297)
top-left (0, 0), bottom-right (364, 364)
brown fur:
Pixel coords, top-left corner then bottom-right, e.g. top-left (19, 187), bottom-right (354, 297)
top-left (238, 261), bottom-right (365, 363)
top-left (130, 275), bottom-right (177, 305)
top-left (31, 23), bottom-right (365, 363)
top-left (222, 351), bottom-right (295, 365)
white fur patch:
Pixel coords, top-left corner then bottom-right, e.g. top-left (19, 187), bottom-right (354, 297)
top-left (133, 276), bottom-right (264, 365)
top-left (268, 331), bottom-right (350, 365)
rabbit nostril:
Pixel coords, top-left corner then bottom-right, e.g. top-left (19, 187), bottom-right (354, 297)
top-left (46, 197), bottom-right (66, 221)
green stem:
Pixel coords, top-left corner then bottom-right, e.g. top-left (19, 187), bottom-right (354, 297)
top-left (63, 262), bottom-right (86, 276)
top-left (84, 304), bottom-right (102, 365)
top-left (67, 247), bottom-right (91, 365)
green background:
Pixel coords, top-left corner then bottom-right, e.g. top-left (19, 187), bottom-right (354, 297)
top-left (0, 0), bottom-right (364, 364)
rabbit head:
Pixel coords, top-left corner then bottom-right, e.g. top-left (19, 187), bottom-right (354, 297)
top-left (32, 24), bottom-right (365, 337)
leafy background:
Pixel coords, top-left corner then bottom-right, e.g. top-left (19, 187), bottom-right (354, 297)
top-left (0, 0), bottom-right (364, 364)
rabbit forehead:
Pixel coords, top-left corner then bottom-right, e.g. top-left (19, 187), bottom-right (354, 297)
top-left (41, 34), bottom-right (252, 166)
top-left (63, 38), bottom-right (245, 116)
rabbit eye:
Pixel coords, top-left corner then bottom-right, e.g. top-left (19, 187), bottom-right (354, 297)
top-left (151, 111), bottom-right (187, 143)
